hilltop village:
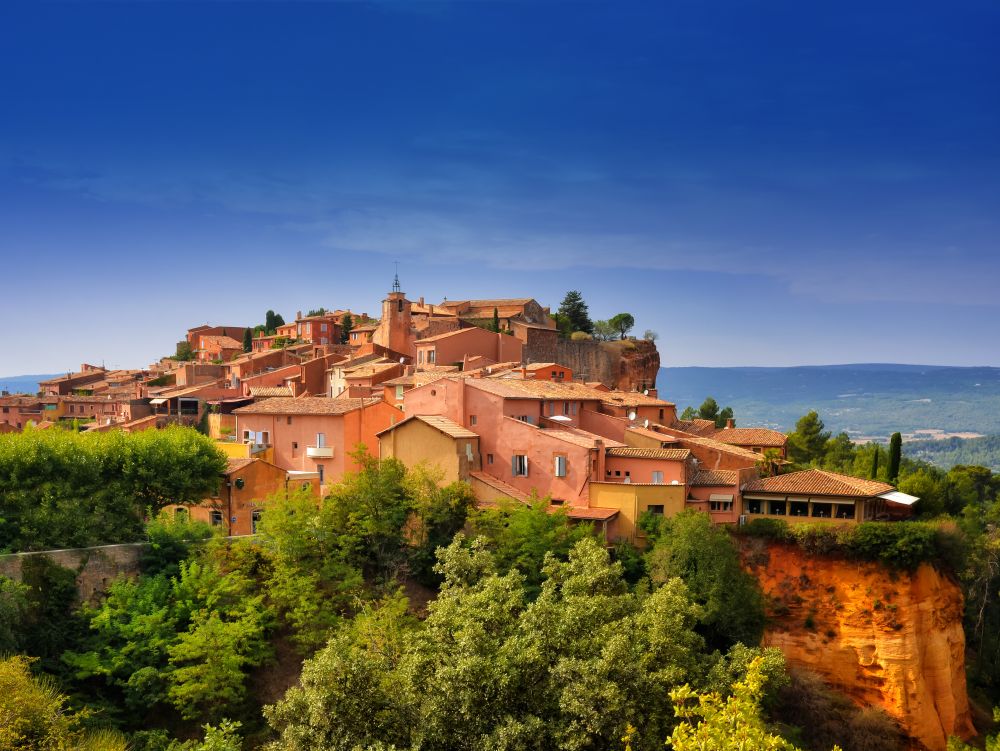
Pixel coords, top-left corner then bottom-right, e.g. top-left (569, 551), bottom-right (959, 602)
top-left (0, 282), bottom-right (917, 541)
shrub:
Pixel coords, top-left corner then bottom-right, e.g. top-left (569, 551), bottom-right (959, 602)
top-left (570, 331), bottom-right (592, 341)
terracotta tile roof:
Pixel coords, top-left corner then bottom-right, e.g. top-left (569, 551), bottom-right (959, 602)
top-left (465, 378), bottom-right (606, 401)
top-left (564, 506), bottom-right (619, 521)
top-left (350, 322), bottom-right (379, 332)
top-left (415, 327), bottom-right (495, 344)
top-left (225, 457), bottom-right (254, 473)
top-left (524, 362), bottom-right (561, 371)
top-left (742, 469), bottom-right (895, 497)
top-left (711, 427), bottom-right (787, 448)
top-left (440, 297), bottom-right (533, 309)
top-left (671, 418), bottom-right (718, 436)
top-left (248, 386), bottom-right (293, 398)
top-left (692, 469), bottom-right (739, 486)
top-left (234, 396), bottom-right (381, 416)
top-left (624, 426), bottom-right (681, 444)
top-left (601, 390), bottom-right (674, 408)
top-left (378, 414), bottom-right (479, 440)
top-left (469, 471), bottom-right (530, 502)
top-left (541, 425), bottom-right (625, 449)
top-left (606, 447), bottom-right (691, 461)
top-left (198, 335), bottom-right (243, 350)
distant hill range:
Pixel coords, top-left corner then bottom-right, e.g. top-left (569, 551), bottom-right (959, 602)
top-left (0, 374), bottom-right (59, 396)
top-left (660, 364), bottom-right (1000, 441)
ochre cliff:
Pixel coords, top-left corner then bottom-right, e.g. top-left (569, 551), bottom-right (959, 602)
top-left (531, 338), bottom-right (660, 391)
top-left (740, 540), bottom-right (974, 751)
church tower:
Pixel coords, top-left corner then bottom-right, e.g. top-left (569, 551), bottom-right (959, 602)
top-left (372, 271), bottom-right (414, 357)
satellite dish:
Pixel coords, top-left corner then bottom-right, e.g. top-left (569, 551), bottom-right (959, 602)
top-left (628, 410), bottom-right (637, 421)
top-left (643, 419), bottom-right (650, 428)
top-left (399, 357), bottom-right (405, 364)
top-left (643, 389), bottom-right (649, 396)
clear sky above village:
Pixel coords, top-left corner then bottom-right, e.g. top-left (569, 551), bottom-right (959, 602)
top-left (1, 1), bottom-right (998, 374)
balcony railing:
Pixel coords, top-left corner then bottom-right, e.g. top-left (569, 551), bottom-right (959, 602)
top-left (306, 445), bottom-right (334, 459)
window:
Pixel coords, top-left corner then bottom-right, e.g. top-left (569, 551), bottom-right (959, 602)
top-left (292, 441), bottom-right (298, 450)
top-left (469, 415), bottom-right (477, 426)
top-left (487, 453), bottom-right (494, 465)
top-left (252, 510), bottom-right (262, 534)
top-left (710, 500), bottom-right (733, 512)
top-left (651, 471), bottom-right (664, 484)
top-left (418, 351), bottom-right (424, 364)
top-left (517, 415), bottom-right (531, 424)
top-left (261, 431), bottom-right (270, 445)
top-left (550, 499), bottom-right (565, 506)
top-left (317, 464), bottom-right (325, 483)
top-left (287, 416), bottom-right (293, 425)
top-left (316, 432), bottom-right (326, 448)
top-left (836, 504), bottom-right (855, 519)
top-left (746, 499), bottom-right (763, 514)
top-left (398, 298), bottom-right (404, 313)
top-left (209, 510), bottom-right (223, 526)
top-left (769, 500), bottom-right (787, 515)
top-left (789, 500), bottom-right (809, 517)
top-left (395, 385), bottom-right (405, 400)
top-left (174, 507), bottom-right (188, 518)
top-left (512, 454), bottom-right (529, 477)
top-left (428, 350), bottom-right (436, 364)
top-left (548, 401), bottom-right (555, 416)
top-left (562, 401), bottom-right (570, 415)
top-left (658, 409), bottom-right (664, 420)
top-left (554, 455), bottom-right (567, 477)
top-left (811, 502), bottom-right (832, 519)
top-left (321, 323), bottom-right (327, 332)
top-left (571, 402), bottom-right (578, 416)
top-left (646, 504), bottom-right (664, 515)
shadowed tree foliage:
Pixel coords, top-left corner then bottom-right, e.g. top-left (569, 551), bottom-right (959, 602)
top-left (557, 290), bottom-right (593, 335)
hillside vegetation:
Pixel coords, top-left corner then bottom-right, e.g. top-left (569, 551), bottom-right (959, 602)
top-left (905, 434), bottom-right (1000, 472)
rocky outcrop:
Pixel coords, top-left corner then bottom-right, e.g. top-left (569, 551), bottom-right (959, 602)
top-left (740, 540), bottom-right (974, 750)
top-left (527, 338), bottom-right (660, 391)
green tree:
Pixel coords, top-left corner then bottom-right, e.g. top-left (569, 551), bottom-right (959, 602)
top-left (663, 658), bottom-right (820, 751)
top-left (0, 576), bottom-right (28, 654)
top-left (266, 538), bottom-right (712, 751)
top-left (680, 406), bottom-right (698, 421)
top-left (646, 510), bottom-right (765, 650)
top-left (610, 312), bottom-right (635, 339)
top-left (264, 310), bottom-right (285, 335)
top-left (717, 406), bottom-right (734, 428)
top-left (787, 411), bottom-right (831, 466)
top-left (340, 313), bottom-right (353, 344)
top-left (557, 290), bottom-right (593, 334)
top-left (404, 465), bottom-right (476, 586)
top-left (241, 328), bottom-right (252, 353)
top-left (141, 509), bottom-right (217, 579)
top-left (888, 432), bottom-right (902, 482)
top-left (174, 340), bottom-right (194, 361)
top-left (491, 307), bottom-right (501, 333)
top-left (643, 329), bottom-right (658, 341)
top-left (870, 448), bottom-right (880, 480)
top-left (698, 397), bottom-right (720, 423)
top-left (0, 655), bottom-right (128, 751)
top-left (593, 319), bottom-right (617, 341)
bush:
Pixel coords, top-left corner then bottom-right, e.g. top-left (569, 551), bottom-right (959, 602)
top-left (570, 331), bottom-right (592, 341)
top-left (737, 519), bottom-right (962, 571)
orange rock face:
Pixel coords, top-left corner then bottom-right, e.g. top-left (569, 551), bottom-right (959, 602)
top-left (741, 541), bottom-right (975, 751)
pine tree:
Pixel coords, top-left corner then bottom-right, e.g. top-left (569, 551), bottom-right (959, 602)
top-left (787, 411), bottom-right (831, 466)
top-left (242, 328), bottom-right (253, 353)
top-left (557, 291), bottom-right (593, 334)
top-left (888, 432), bottom-right (902, 482)
top-left (340, 313), bottom-right (353, 345)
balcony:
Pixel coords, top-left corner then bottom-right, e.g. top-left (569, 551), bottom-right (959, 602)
top-left (306, 445), bottom-right (334, 459)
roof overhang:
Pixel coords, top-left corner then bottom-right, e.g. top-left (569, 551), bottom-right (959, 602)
top-left (149, 398), bottom-right (166, 405)
top-left (878, 490), bottom-right (920, 506)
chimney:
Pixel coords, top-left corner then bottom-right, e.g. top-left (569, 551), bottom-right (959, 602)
top-left (725, 418), bottom-right (735, 429)
top-left (521, 366), bottom-right (527, 379)
top-left (297, 311), bottom-right (302, 320)
top-left (418, 296), bottom-right (424, 306)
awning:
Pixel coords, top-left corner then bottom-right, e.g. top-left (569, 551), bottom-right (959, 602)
top-left (709, 494), bottom-right (734, 502)
top-left (149, 398), bottom-right (166, 405)
top-left (879, 490), bottom-right (920, 506)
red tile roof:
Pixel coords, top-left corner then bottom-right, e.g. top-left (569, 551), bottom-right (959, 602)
top-left (234, 396), bottom-right (381, 416)
top-left (377, 414), bottom-right (479, 440)
top-left (606, 447), bottom-right (691, 461)
top-left (692, 469), bottom-right (739, 486)
top-left (742, 469), bottom-right (895, 497)
top-left (712, 427), bottom-right (787, 448)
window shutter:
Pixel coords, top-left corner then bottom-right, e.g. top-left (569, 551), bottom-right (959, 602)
top-left (512, 456), bottom-right (517, 476)
top-left (524, 456), bottom-right (528, 475)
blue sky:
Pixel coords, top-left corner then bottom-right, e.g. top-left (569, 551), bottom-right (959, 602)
top-left (2, 0), bottom-right (998, 374)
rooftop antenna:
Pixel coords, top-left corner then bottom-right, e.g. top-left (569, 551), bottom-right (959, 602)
top-left (392, 261), bottom-right (401, 293)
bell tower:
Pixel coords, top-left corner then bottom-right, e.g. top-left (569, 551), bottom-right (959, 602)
top-left (373, 269), bottom-right (414, 356)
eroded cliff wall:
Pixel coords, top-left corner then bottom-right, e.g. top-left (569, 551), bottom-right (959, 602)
top-left (525, 338), bottom-right (660, 391)
top-left (740, 540), bottom-right (974, 751)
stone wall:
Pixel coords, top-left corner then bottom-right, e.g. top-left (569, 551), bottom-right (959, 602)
top-left (0, 543), bottom-right (145, 602)
top-left (524, 337), bottom-right (660, 391)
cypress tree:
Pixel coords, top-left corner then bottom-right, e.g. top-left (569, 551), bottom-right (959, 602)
top-left (492, 307), bottom-right (501, 333)
top-left (242, 328), bottom-right (253, 353)
top-left (888, 432), bottom-right (902, 482)
top-left (870, 448), bottom-right (880, 480)
top-left (340, 313), bottom-right (353, 345)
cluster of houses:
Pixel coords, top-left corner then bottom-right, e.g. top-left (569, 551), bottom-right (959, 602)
top-left (1, 281), bottom-right (917, 543)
